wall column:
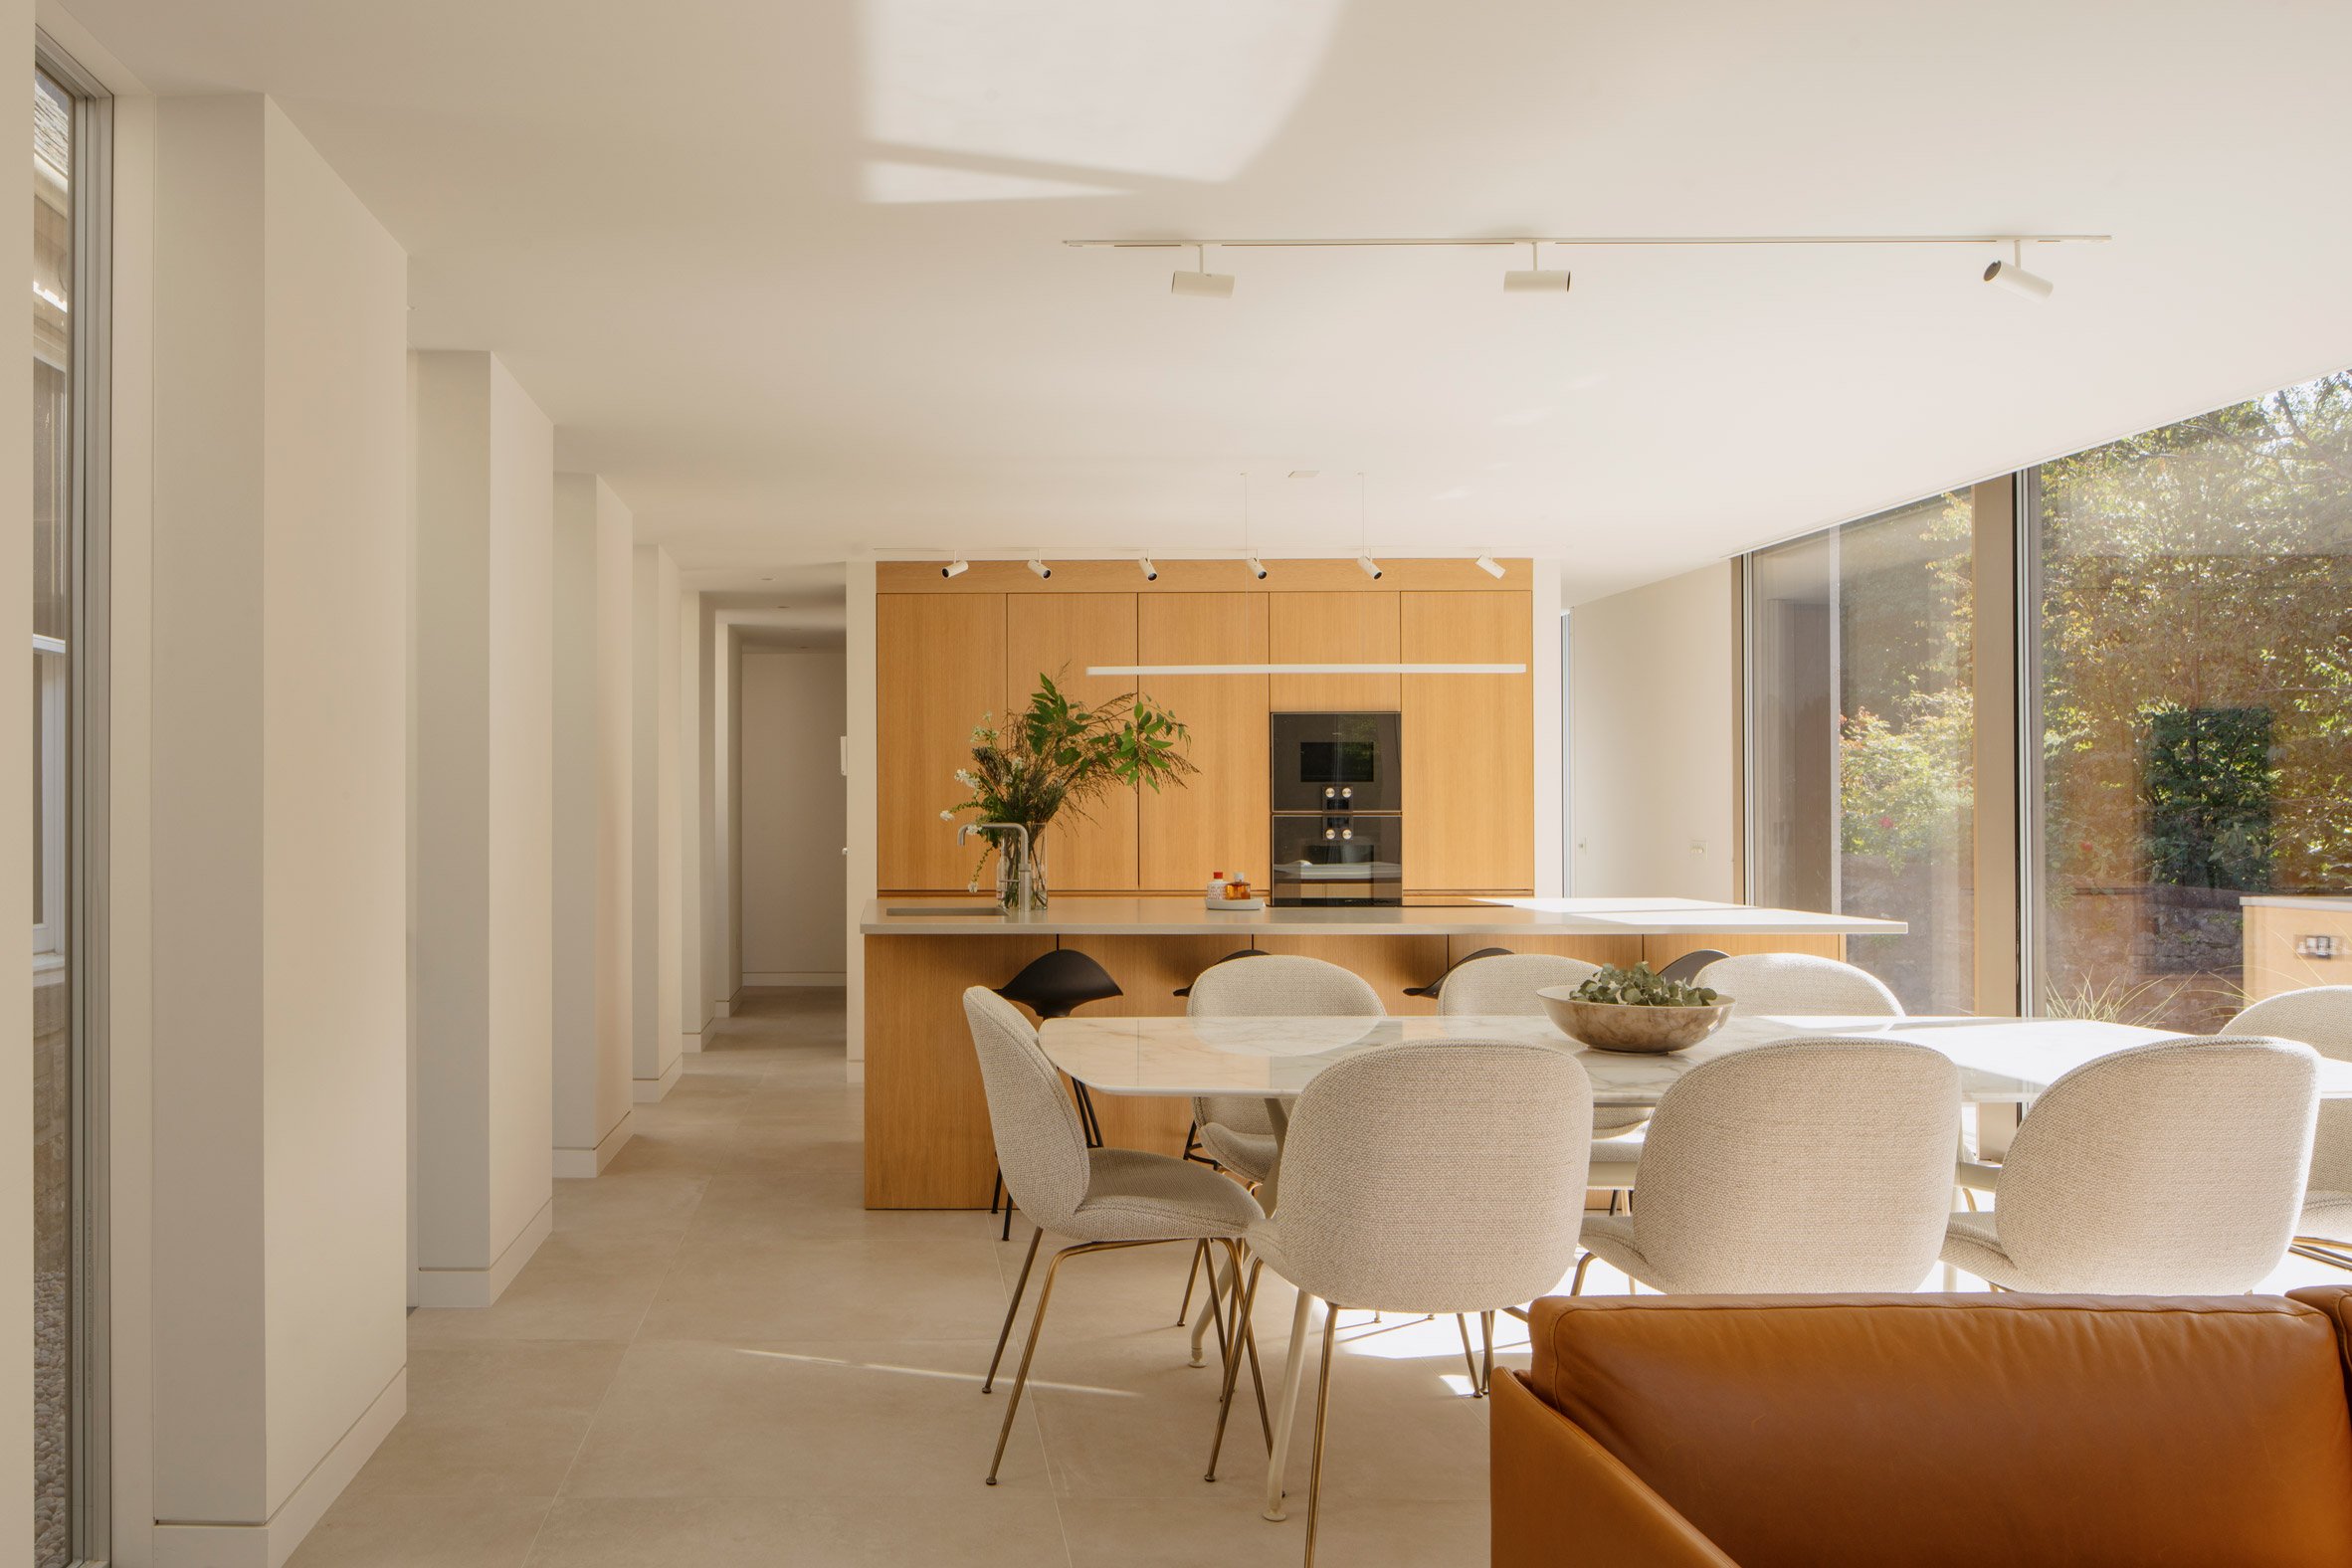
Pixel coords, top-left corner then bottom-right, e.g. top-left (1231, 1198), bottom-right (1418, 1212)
top-left (410, 350), bottom-right (555, 1306)
top-left (552, 475), bottom-right (636, 1175)
top-left (633, 545), bottom-right (684, 1098)
top-left (148, 94), bottom-right (411, 1559)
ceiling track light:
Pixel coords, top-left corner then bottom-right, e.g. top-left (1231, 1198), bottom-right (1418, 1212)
top-left (1026, 558), bottom-right (1053, 579)
top-left (1474, 554), bottom-right (1505, 579)
top-left (1170, 243), bottom-right (1235, 298)
top-left (941, 556), bottom-right (969, 579)
top-left (1502, 240), bottom-right (1571, 294)
top-left (1983, 239), bottom-right (2057, 301)
top-left (1137, 556), bottom-right (1158, 581)
top-left (1356, 555), bottom-right (1383, 580)
top-left (1245, 554), bottom-right (1269, 580)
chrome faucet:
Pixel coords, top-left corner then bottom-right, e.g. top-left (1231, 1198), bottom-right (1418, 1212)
top-left (958, 821), bottom-right (1036, 912)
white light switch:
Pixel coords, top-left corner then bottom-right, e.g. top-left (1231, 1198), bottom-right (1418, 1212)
top-left (1688, 839), bottom-right (1707, 858)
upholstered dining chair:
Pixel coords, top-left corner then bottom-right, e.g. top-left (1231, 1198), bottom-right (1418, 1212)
top-left (1940, 1036), bottom-right (2318, 1294)
top-left (1693, 951), bottom-right (1904, 1017)
top-left (1436, 953), bottom-right (1649, 1193)
top-left (1572, 1038), bottom-right (1961, 1294)
top-left (986, 947), bottom-right (1125, 1239)
top-left (963, 988), bottom-right (1269, 1485)
top-left (1177, 954), bottom-right (1386, 1363)
top-left (1203, 1039), bottom-right (1592, 1567)
top-left (2226, 988), bottom-right (2352, 1271)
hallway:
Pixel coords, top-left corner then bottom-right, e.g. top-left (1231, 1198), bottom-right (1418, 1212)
top-left (290, 990), bottom-right (1495, 1567)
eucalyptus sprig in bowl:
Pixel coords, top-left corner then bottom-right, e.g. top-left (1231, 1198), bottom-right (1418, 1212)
top-left (1537, 963), bottom-right (1735, 1055)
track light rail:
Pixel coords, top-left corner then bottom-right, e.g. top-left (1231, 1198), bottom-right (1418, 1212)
top-left (1067, 233), bottom-right (2109, 250)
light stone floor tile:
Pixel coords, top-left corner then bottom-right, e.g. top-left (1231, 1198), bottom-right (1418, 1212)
top-left (294, 989), bottom-right (1503, 1566)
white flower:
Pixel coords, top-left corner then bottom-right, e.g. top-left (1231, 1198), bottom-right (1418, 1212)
top-left (967, 881), bottom-right (980, 892)
top-left (938, 809), bottom-right (954, 821)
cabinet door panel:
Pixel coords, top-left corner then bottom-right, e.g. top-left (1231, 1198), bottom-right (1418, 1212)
top-left (878, 593), bottom-right (1004, 890)
top-left (1137, 594), bottom-right (1269, 889)
top-left (1402, 591), bottom-right (1532, 891)
top-left (1269, 592), bottom-right (1400, 710)
top-left (1005, 594), bottom-right (1139, 889)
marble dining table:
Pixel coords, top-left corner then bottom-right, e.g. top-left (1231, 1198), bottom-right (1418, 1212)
top-left (1036, 1010), bottom-right (2352, 1112)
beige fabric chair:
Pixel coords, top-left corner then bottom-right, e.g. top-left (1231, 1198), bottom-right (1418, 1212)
top-left (1436, 953), bottom-right (1649, 1144)
top-left (2225, 988), bottom-right (2352, 1266)
top-left (1695, 952), bottom-right (1904, 1017)
top-left (1940, 1037), bottom-right (2318, 1294)
top-left (1575, 1038), bottom-right (1961, 1294)
top-left (1184, 954), bottom-right (1385, 1186)
top-left (1205, 1039), bottom-right (1593, 1566)
top-left (963, 988), bottom-right (1267, 1484)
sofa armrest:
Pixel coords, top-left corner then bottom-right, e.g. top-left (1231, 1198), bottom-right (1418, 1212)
top-left (1491, 1370), bottom-right (1737, 1568)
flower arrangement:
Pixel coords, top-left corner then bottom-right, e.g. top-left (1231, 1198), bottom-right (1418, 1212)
top-left (943, 674), bottom-right (1195, 908)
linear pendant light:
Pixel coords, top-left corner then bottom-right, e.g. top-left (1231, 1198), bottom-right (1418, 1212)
top-left (1087, 663), bottom-right (1527, 677)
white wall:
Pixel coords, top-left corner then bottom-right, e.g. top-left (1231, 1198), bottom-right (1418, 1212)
top-left (738, 648), bottom-right (851, 983)
top-left (410, 350), bottom-right (555, 1306)
top-left (148, 94), bottom-right (411, 1557)
top-left (551, 474), bottom-right (635, 1175)
top-left (1569, 561), bottom-right (1742, 900)
top-left (843, 562), bottom-right (878, 1071)
top-left (632, 545), bottom-right (684, 1097)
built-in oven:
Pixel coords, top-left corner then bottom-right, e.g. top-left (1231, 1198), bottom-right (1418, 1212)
top-left (1270, 711), bottom-right (1401, 815)
top-left (1270, 711), bottom-right (1404, 905)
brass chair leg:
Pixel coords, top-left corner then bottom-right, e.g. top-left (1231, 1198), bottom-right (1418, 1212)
top-left (1569, 1252), bottom-right (1597, 1296)
top-left (987, 1238), bottom-right (1167, 1485)
top-left (1205, 1256), bottom-right (1265, 1480)
top-left (1302, 1297), bottom-right (1343, 1568)
top-left (2293, 1239), bottom-right (2352, 1274)
top-left (1223, 1239), bottom-right (1273, 1449)
top-left (1176, 1238), bottom-right (1207, 1325)
top-left (1455, 1313), bottom-right (1478, 1391)
top-left (984, 1224), bottom-right (1046, 1392)
top-left (1478, 1309), bottom-right (1494, 1399)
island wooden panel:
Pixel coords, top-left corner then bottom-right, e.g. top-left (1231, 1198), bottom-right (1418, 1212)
top-left (1004, 593), bottom-right (1139, 891)
top-left (864, 932), bottom-right (1052, 1207)
top-left (1137, 593), bottom-right (1270, 890)
top-left (1269, 592), bottom-right (1402, 710)
top-left (1250, 932), bottom-right (1448, 1015)
top-left (1402, 590), bottom-right (1533, 891)
top-left (878, 593), bottom-right (1005, 891)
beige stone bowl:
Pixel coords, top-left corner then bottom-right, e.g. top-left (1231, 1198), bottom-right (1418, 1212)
top-left (1535, 989), bottom-right (1736, 1055)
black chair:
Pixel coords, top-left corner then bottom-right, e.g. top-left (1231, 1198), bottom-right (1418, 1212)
top-left (1403, 946), bottom-right (1515, 1001)
top-left (989, 948), bottom-right (1123, 1238)
top-left (1657, 948), bottom-right (1731, 986)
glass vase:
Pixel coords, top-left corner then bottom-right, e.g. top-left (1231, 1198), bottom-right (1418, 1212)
top-left (994, 830), bottom-right (1049, 913)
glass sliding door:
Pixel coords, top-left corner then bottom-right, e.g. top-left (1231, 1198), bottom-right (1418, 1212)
top-left (1749, 492), bottom-right (1977, 1013)
top-left (32, 49), bottom-right (106, 1568)
top-left (2029, 371), bottom-right (2352, 1031)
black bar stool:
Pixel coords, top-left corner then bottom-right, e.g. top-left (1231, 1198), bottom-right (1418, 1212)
top-left (1657, 948), bottom-right (1731, 985)
top-left (1403, 946), bottom-right (1516, 1001)
top-left (989, 949), bottom-right (1123, 1239)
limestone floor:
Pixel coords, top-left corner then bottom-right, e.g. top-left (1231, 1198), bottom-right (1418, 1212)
top-left (291, 990), bottom-right (1505, 1567)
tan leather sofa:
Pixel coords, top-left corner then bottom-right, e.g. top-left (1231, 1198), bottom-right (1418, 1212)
top-left (1493, 1287), bottom-right (2352, 1567)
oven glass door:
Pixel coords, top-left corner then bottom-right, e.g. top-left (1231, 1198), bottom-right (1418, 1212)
top-left (1270, 711), bottom-right (1401, 815)
top-left (1270, 814), bottom-right (1405, 905)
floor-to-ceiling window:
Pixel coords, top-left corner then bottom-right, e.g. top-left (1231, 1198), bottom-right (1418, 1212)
top-left (2029, 371), bottom-right (2352, 1030)
top-left (33, 48), bottom-right (106, 1568)
top-left (1746, 370), bottom-right (2352, 1029)
top-left (1748, 492), bottom-right (1977, 1013)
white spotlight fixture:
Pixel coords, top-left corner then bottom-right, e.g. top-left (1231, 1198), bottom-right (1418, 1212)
top-left (1502, 240), bottom-right (1572, 294)
top-left (1245, 553), bottom-right (1268, 580)
top-left (941, 556), bottom-right (969, 579)
top-left (1474, 554), bottom-right (1504, 579)
top-left (1356, 554), bottom-right (1383, 581)
top-left (1983, 240), bottom-right (2056, 301)
top-left (1025, 558), bottom-right (1053, 579)
top-left (1171, 244), bottom-right (1235, 298)
top-left (1138, 556), bottom-right (1158, 581)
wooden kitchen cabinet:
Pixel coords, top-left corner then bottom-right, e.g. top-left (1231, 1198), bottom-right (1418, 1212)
top-left (1269, 592), bottom-right (1401, 710)
top-left (1137, 593), bottom-right (1270, 889)
top-left (1004, 593), bottom-right (1138, 890)
top-left (878, 593), bottom-right (1004, 890)
top-left (1402, 590), bottom-right (1533, 891)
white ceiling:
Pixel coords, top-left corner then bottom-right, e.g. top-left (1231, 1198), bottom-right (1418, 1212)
top-left (66, 0), bottom-right (2352, 601)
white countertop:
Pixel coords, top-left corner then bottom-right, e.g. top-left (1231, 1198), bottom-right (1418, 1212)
top-left (859, 894), bottom-right (1907, 937)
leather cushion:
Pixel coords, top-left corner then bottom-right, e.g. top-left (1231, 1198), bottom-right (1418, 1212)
top-left (1526, 1292), bottom-right (2352, 1568)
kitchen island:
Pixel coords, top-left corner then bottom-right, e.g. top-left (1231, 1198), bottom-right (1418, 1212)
top-left (860, 895), bottom-right (1903, 1208)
